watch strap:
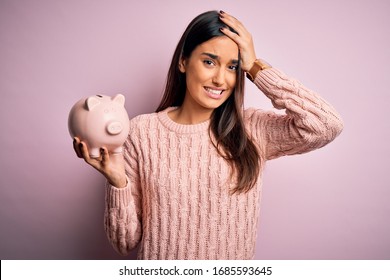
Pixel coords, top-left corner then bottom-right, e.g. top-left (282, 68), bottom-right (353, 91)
top-left (246, 59), bottom-right (271, 82)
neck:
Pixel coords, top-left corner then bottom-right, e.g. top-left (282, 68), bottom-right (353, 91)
top-left (168, 104), bottom-right (213, 125)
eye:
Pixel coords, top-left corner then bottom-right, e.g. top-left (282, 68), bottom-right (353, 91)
top-left (229, 64), bottom-right (239, 71)
top-left (203, 59), bottom-right (215, 67)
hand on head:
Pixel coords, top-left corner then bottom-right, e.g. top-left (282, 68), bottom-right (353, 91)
top-left (218, 10), bottom-right (257, 72)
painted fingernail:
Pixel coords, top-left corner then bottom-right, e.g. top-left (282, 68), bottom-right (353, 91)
top-left (220, 10), bottom-right (225, 14)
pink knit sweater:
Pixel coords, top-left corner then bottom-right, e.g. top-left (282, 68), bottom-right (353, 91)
top-left (104, 68), bottom-right (343, 259)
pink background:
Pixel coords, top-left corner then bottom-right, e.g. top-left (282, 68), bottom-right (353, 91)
top-left (1, 0), bottom-right (389, 260)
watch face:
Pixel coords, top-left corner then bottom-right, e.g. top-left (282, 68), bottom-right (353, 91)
top-left (259, 59), bottom-right (271, 70)
top-left (247, 60), bottom-right (271, 81)
top-left (256, 61), bottom-right (266, 70)
top-left (249, 62), bottom-right (261, 80)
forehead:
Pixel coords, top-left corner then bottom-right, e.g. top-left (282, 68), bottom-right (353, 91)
top-left (192, 36), bottom-right (239, 61)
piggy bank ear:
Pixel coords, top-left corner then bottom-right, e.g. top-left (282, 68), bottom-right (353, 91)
top-left (112, 94), bottom-right (125, 106)
top-left (86, 96), bottom-right (101, 111)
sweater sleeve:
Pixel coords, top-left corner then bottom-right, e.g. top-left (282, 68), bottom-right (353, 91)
top-left (103, 126), bottom-right (142, 256)
top-left (246, 67), bottom-right (343, 161)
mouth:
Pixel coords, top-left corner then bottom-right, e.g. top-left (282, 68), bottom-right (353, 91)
top-left (204, 86), bottom-right (224, 96)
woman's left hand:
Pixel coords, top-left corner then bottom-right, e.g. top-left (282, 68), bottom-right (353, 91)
top-left (219, 11), bottom-right (257, 72)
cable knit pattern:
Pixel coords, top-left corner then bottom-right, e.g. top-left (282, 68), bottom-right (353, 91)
top-left (104, 68), bottom-right (343, 259)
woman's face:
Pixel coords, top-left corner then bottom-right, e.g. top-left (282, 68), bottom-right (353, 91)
top-left (179, 36), bottom-right (239, 113)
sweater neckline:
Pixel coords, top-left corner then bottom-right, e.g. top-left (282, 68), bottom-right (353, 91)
top-left (158, 107), bottom-right (210, 134)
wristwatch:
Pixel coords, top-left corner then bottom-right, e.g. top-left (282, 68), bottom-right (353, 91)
top-left (246, 59), bottom-right (271, 82)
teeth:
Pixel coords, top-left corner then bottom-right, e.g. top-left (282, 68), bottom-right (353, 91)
top-left (205, 87), bottom-right (223, 95)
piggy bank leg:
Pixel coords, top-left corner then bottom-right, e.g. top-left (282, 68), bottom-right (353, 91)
top-left (112, 146), bottom-right (123, 155)
top-left (89, 147), bottom-right (101, 158)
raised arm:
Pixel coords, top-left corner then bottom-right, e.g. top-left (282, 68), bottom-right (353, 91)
top-left (219, 10), bottom-right (343, 160)
top-left (246, 67), bottom-right (343, 160)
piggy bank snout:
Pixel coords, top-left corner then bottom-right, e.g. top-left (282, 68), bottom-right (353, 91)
top-left (106, 121), bottom-right (123, 135)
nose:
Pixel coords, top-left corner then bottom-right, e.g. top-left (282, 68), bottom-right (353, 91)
top-left (212, 67), bottom-right (225, 86)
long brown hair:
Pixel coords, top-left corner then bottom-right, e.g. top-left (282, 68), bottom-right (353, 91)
top-left (156, 10), bottom-right (261, 194)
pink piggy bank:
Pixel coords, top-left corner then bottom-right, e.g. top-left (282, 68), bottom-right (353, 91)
top-left (68, 94), bottom-right (130, 158)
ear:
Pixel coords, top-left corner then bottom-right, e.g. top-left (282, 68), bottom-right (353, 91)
top-left (85, 96), bottom-right (101, 111)
top-left (112, 94), bottom-right (125, 106)
top-left (178, 56), bottom-right (186, 73)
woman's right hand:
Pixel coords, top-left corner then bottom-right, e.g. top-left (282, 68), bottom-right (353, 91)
top-left (73, 137), bottom-right (127, 188)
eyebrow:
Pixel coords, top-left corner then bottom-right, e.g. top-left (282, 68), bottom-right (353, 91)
top-left (201, 52), bottom-right (239, 64)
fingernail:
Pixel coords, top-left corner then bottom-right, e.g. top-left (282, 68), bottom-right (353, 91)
top-left (100, 148), bottom-right (104, 154)
top-left (220, 10), bottom-right (225, 14)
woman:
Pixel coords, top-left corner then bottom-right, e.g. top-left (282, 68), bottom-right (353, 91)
top-left (73, 10), bottom-right (343, 259)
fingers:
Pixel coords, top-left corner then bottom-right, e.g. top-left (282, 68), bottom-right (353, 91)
top-left (73, 137), bottom-right (96, 162)
top-left (219, 11), bottom-right (248, 38)
top-left (100, 147), bottom-right (110, 166)
top-left (220, 26), bottom-right (241, 44)
top-left (78, 140), bottom-right (92, 163)
top-left (219, 10), bottom-right (257, 71)
top-left (73, 137), bottom-right (83, 158)
top-left (74, 138), bottom-right (95, 163)
top-left (72, 138), bottom-right (126, 186)
top-left (73, 137), bottom-right (110, 165)
top-left (78, 142), bottom-right (104, 171)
